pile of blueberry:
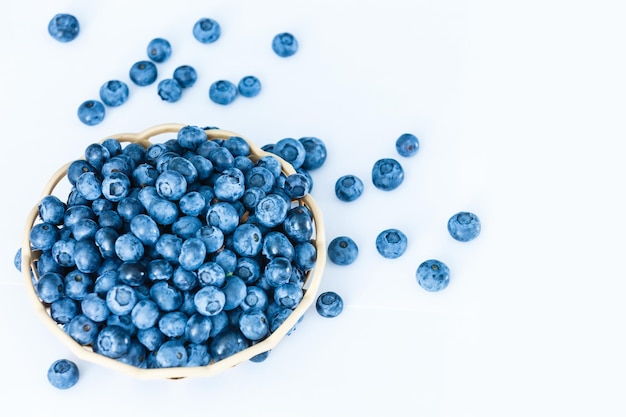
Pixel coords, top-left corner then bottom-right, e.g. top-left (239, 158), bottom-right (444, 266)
top-left (23, 125), bottom-right (331, 387)
top-left (56, 13), bottom-right (297, 126)
top-left (324, 131), bottom-right (481, 293)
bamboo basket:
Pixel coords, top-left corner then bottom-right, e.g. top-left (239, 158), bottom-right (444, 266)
top-left (21, 123), bottom-right (326, 380)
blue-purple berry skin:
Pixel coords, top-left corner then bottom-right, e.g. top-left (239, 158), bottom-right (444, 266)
top-left (447, 212), bottom-right (481, 242)
top-left (372, 158), bottom-right (404, 191)
top-left (129, 60), bottom-right (158, 86)
top-left (272, 32), bottom-right (298, 57)
top-left (327, 236), bottom-right (358, 266)
top-left (238, 76), bottom-right (262, 97)
top-left (315, 291), bottom-right (343, 318)
top-left (173, 65), bottom-right (198, 88)
top-left (335, 175), bottom-right (364, 202)
top-left (147, 37), bottom-right (172, 63)
top-left (48, 14), bottom-right (79, 42)
top-left (209, 80), bottom-right (238, 105)
top-left (416, 259), bottom-right (450, 292)
top-left (47, 359), bottom-right (79, 389)
top-left (375, 228), bottom-right (408, 259)
top-left (395, 133), bottom-right (420, 157)
top-left (158, 79), bottom-right (183, 103)
top-left (99, 80), bottom-right (129, 107)
top-left (77, 100), bottom-right (105, 126)
top-left (193, 18), bottom-right (221, 44)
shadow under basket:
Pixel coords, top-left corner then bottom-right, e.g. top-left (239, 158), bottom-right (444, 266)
top-left (21, 123), bottom-right (326, 380)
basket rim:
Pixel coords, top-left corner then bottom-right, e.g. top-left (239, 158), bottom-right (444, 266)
top-left (21, 123), bottom-right (327, 380)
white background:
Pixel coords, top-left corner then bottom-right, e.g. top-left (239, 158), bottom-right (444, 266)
top-left (1, 0), bottom-right (625, 415)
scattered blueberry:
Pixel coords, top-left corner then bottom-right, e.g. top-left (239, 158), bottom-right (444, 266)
top-left (315, 291), bottom-right (343, 318)
top-left (146, 37), bottom-right (172, 63)
top-left (396, 133), bottom-right (420, 157)
top-left (99, 80), bottom-right (129, 107)
top-left (328, 236), bottom-right (358, 266)
top-left (193, 17), bottom-right (221, 43)
top-left (416, 259), bottom-right (450, 292)
top-left (129, 60), bottom-right (158, 86)
top-left (157, 79), bottom-right (183, 103)
top-left (335, 175), bottom-right (364, 202)
top-left (47, 359), bottom-right (79, 389)
top-left (77, 100), bottom-right (105, 126)
top-left (375, 228), bottom-right (408, 259)
top-left (447, 211), bottom-right (481, 242)
top-left (48, 13), bottom-right (80, 43)
top-left (272, 32), bottom-right (298, 57)
top-left (372, 158), bottom-right (404, 191)
top-left (173, 65), bottom-right (198, 88)
top-left (209, 80), bottom-right (238, 105)
top-left (238, 76), bottom-right (262, 97)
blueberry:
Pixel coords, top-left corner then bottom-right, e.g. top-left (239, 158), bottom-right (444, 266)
top-left (178, 237), bottom-right (207, 271)
top-left (155, 234), bottom-right (183, 263)
top-left (246, 166), bottom-right (276, 193)
top-left (396, 133), bottom-right (420, 157)
top-left (239, 309), bottom-right (269, 341)
top-left (47, 359), bottom-right (79, 390)
top-left (66, 314), bottom-right (99, 345)
top-left (63, 270), bottom-right (92, 300)
top-left (447, 211), bottom-right (481, 242)
top-left (39, 195), bottom-right (67, 225)
top-left (209, 330), bottom-right (249, 362)
top-left (150, 281), bottom-right (183, 312)
top-left (255, 194), bottom-right (289, 228)
top-left (131, 299), bottom-right (161, 330)
top-left (214, 168), bottom-right (246, 202)
top-left (185, 313), bottom-right (213, 344)
top-left (205, 202), bottom-right (240, 234)
top-left (299, 137), bottom-right (327, 170)
top-left (195, 225), bottom-right (225, 254)
top-left (232, 223), bottom-right (263, 257)
top-left (50, 297), bottom-right (78, 324)
top-left (156, 339), bottom-right (189, 368)
top-left (240, 286), bottom-right (269, 311)
top-left (146, 37), bottom-right (172, 63)
top-left (335, 174), bottom-right (364, 202)
top-left (158, 311), bottom-right (188, 338)
top-left (147, 198), bottom-right (179, 225)
top-left (173, 65), bottom-right (198, 88)
top-left (77, 100), bottom-right (105, 126)
top-left (197, 262), bottom-right (226, 287)
top-left (129, 60), bottom-right (158, 86)
top-left (137, 327), bottom-right (165, 351)
top-left (102, 172), bottom-right (131, 202)
top-left (117, 340), bottom-right (147, 368)
top-left (416, 259), bottom-right (450, 292)
top-left (132, 163), bottom-right (158, 188)
top-left (81, 293), bottom-right (110, 323)
top-left (158, 79), bottom-right (183, 103)
top-left (75, 171), bottom-right (102, 200)
top-left (234, 257), bottom-right (261, 284)
top-left (193, 17), bottom-right (221, 44)
top-left (114, 233), bottom-right (145, 262)
top-left (37, 272), bottom-right (65, 303)
top-left (106, 284), bottom-right (138, 316)
top-left (274, 283), bottom-right (303, 309)
top-left (237, 76), bottom-right (261, 97)
top-left (194, 285), bottom-right (226, 316)
top-left (284, 172), bottom-right (311, 199)
top-left (73, 239), bottom-right (102, 273)
top-left (294, 241), bottom-right (317, 271)
top-left (117, 261), bottom-right (147, 287)
top-left (130, 214), bottom-right (160, 246)
top-left (372, 158), bottom-right (404, 191)
top-left (94, 325), bottom-right (131, 359)
top-left (209, 80), bottom-right (238, 105)
top-left (315, 291), bottom-right (344, 318)
top-left (156, 170), bottom-right (187, 200)
top-left (375, 228), bottom-right (408, 259)
top-left (328, 236), bottom-right (358, 266)
top-left (222, 276), bottom-right (247, 310)
top-left (241, 187), bottom-right (266, 211)
top-left (168, 156), bottom-right (199, 184)
top-left (30, 222), bottom-right (59, 251)
top-left (101, 138), bottom-right (122, 157)
top-left (99, 80), bottom-right (130, 107)
top-left (48, 13), bottom-right (79, 42)
top-left (264, 256), bottom-right (292, 287)
top-left (272, 32), bottom-right (298, 57)
top-left (283, 206), bottom-right (314, 243)
top-left (272, 138), bottom-right (306, 170)
top-left (186, 343), bottom-right (211, 367)
top-left (172, 216), bottom-right (203, 239)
